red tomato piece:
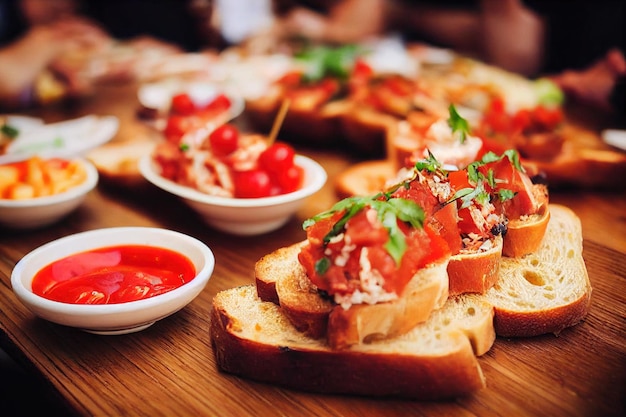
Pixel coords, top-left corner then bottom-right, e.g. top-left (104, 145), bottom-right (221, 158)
top-left (234, 169), bottom-right (273, 198)
top-left (532, 105), bottom-right (563, 130)
top-left (164, 115), bottom-right (192, 144)
top-left (258, 142), bottom-right (296, 174)
top-left (170, 93), bottom-right (196, 115)
top-left (209, 124), bottom-right (239, 155)
top-left (274, 164), bottom-right (304, 194)
top-left (204, 93), bottom-right (231, 113)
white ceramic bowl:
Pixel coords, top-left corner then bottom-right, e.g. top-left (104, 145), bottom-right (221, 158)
top-left (11, 227), bottom-right (215, 335)
top-left (0, 158), bottom-right (99, 229)
top-left (139, 154), bottom-right (327, 235)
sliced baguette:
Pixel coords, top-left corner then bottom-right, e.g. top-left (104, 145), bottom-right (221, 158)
top-left (448, 235), bottom-right (504, 296)
top-left (210, 284), bottom-right (495, 400)
top-left (502, 203), bottom-right (551, 258)
top-left (485, 204), bottom-right (591, 337)
top-left (256, 242), bottom-right (450, 349)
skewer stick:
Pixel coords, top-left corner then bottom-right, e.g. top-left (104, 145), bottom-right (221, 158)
top-left (267, 98), bottom-right (291, 145)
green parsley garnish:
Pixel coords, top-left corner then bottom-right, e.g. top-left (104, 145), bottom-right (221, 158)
top-left (414, 150), bottom-right (446, 174)
top-left (295, 44), bottom-right (364, 83)
top-left (447, 104), bottom-right (470, 144)
top-left (303, 193), bottom-right (425, 266)
top-left (1, 124), bottom-right (19, 139)
top-left (179, 143), bottom-right (190, 152)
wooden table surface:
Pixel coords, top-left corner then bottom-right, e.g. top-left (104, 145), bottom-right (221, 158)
top-left (1, 83), bottom-right (625, 417)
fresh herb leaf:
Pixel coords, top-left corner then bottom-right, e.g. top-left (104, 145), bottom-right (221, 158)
top-left (295, 44), bottom-right (363, 83)
top-left (450, 181), bottom-right (489, 209)
top-left (179, 143), bottom-right (190, 152)
top-left (315, 257), bottom-right (331, 275)
top-left (502, 148), bottom-right (525, 172)
top-left (1, 124), bottom-right (19, 139)
top-left (497, 189), bottom-right (516, 202)
top-left (447, 104), bottom-right (470, 144)
top-left (302, 193), bottom-right (425, 265)
top-left (414, 150), bottom-right (444, 174)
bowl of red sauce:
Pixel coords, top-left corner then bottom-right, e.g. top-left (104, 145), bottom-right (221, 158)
top-left (11, 227), bottom-right (215, 335)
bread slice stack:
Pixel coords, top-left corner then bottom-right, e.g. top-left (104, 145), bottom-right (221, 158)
top-left (210, 203), bottom-right (591, 399)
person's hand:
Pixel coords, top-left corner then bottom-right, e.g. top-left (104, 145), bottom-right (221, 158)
top-left (32, 17), bottom-right (112, 96)
top-left (549, 48), bottom-right (626, 113)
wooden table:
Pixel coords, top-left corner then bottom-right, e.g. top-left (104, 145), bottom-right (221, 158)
top-left (1, 83), bottom-right (625, 417)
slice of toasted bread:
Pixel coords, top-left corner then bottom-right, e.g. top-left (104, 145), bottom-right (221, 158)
top-left (256, 242), bottom-right (450, 349)
top-left (447, 235), bottom-right (504, 296)
top-left (484, 204), bottom-right (591, 337)
top-left (87, 137), bottom-right (158, 187)
top-left (334, 159), bottom-right (397, 199)
top-left (327, 259), bottom-right (449, 349)
top-left (210, 284), bottom-right (495, 400)
top-left (502, 204), bottom-right (551, 258)
top-left (255, 242), bottom-right (307, 306)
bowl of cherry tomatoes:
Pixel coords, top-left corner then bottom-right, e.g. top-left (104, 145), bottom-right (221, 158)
top-left (139, 123), bottom-right (327, 235)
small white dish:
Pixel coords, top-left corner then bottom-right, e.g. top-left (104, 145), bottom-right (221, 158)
top-left (0, 158), bottom-right (99, 229)
top-left (137, 79), bottom-right (244, 120)
top-left (602, 129), bottom-right (626, 152)
top-left (0, 115), bottom-right (119, 164)
top-left (139, 154), bottom-right (327, 235)
top-left (11, 227), bottom-right (215, 335)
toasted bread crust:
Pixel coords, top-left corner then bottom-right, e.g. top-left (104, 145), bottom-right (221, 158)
top-left (210, 285), bottom-right (488, 400)
top-left (255, 242), bottom-right (306, 305)
top-left (502, 205), bottom-right (550, 258)
top-left (485, 204), bottom-right (592, 337)
top-left (334, 160), bottom-right (397, 199)
top-left (327, 260), bottom-right (449, 349)
top-left (258, 242), bottom-right (451, 349)
top-left (492, 291), bottom-right (591, 337)
top-left (447, 235), bottom-right (503, 296)
top-left (275, 264), bottom-right (332, 339)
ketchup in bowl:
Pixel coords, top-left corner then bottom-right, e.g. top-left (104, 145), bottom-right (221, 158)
top-left (31, 245), bottom-right (196, 305)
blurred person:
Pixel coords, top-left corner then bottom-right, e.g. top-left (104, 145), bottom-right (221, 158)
top-left (273, 0), bottom-right (625, 117)
top-left (0, 0), bottom-right (112, 109)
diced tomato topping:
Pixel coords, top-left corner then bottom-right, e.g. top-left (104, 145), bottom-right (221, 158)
top-left (479, 156), bottom-right (539, 217)
top-left (392, 180), bottom-right (440, 216)
top-left (277, 71), bottom-right (303, 87)
top-left (299, 205), bottom-right (450, 298)
top-left (429, 203), bottom-right (462, 255)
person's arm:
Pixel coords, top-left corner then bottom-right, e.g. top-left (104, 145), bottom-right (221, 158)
top-left (0, 17), bottom-right (110, 106)
top-left (279, 0), bottom-right (389, 44)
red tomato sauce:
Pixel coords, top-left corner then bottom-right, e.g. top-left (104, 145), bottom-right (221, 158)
top-left (32, 245), bottom-right (196, 305)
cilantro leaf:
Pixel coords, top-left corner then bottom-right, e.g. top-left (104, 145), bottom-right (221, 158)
top-left (1, 124), bottom-right (19, 139)
top-left (447, 104), bottom-right (470, 144)
top-left (302, 193), bottom-right (425, 265)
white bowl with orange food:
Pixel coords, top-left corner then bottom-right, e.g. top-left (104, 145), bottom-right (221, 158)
top-left (11, 227), bottom-right (215, 335)
top-left (0, 157), bottom-right (99, 229)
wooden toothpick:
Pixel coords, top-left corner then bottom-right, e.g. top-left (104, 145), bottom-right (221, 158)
top-left (267, 98), bottom-right (291, 145)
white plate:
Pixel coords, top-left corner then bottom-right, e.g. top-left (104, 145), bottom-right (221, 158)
top-left (1, 115), bottom-right (119, 164)
top-left (137, 80), bottom-right (244, 119)
top-left (602, 129), bottom-right (626, 152)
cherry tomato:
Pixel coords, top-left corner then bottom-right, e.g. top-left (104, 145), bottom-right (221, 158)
top-left (164, 115), bottom-right (192, 143)
top-left (275, 164), bottom-right (304, 193)
top-left (170, 93), bottom-right (196, 115)
top-left (209, 124), bottom-right (239, 155)
top-left (204, 93), bottom-right (231, 113)
top-left (258, 142), bottom-right (296, 174)
top-left (234, 169), bottom-right (273, 198)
